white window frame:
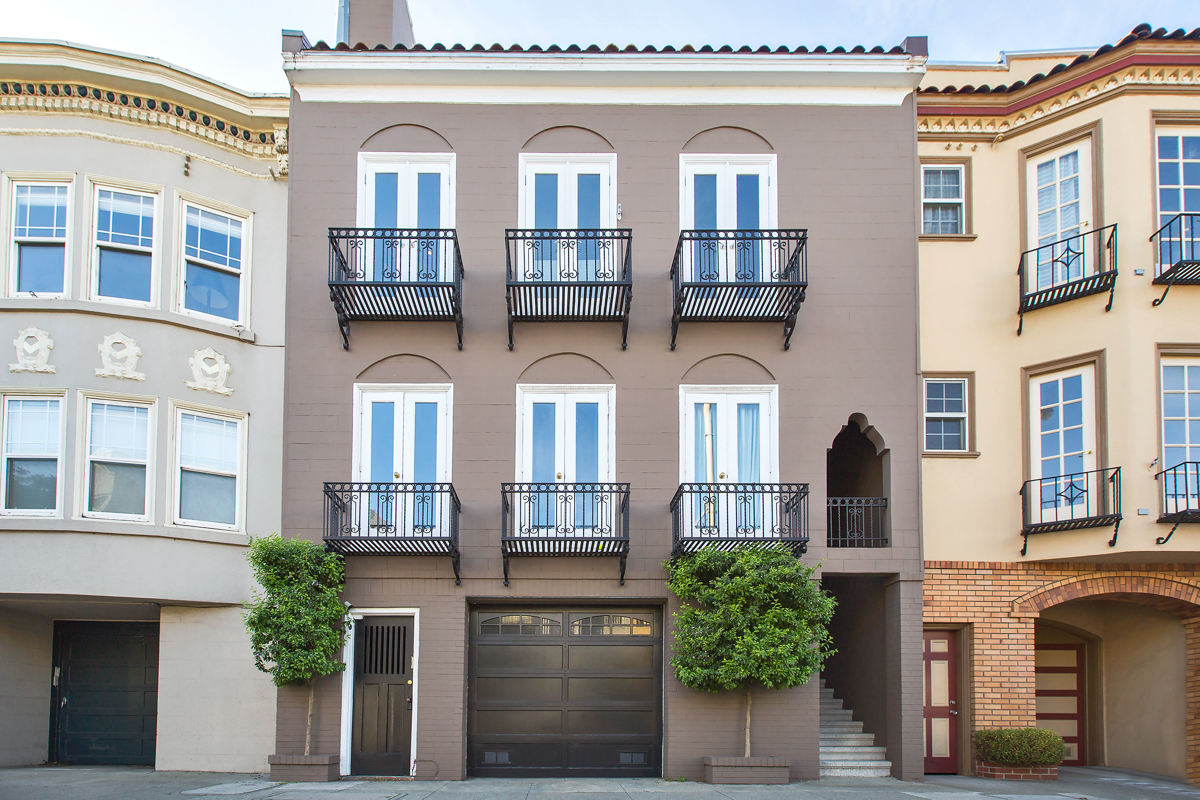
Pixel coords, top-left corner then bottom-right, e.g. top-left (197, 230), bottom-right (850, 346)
top-left (356, 152), bottom-right (457, 228)
top-left (1153, 127), bottom-right (1200, 275)
top-left (351, 383), bottom-right (454, 483)
top-left (76, 391), bottom-right (156, 523)
top-left (169, 400), bottom-right (247, 532)
top-left (923, 378), bottom-right (969, 453)
top-left (174, 191), bottom-right (253, 328)
top-left (1027, 364), bottom-right (1097, 482)
top-left (920, 165), bottom-right (965, 236)
top-left (1026, 140), bottom-right (1093, 248)
top-left (514, 384), bottom-right (616, 482)
top-left (86, 177), bottom-right (162, 309)
top-left (516, 153), bottom-right (617, 229)
top-left (678, 384), bottom-right (779, 484)
top-left (0, 390), bottom-right (67, 518)
top-left (678, 154), bottom-right (778, 230)
top-left (4, 173), bottom-right (75, 299)
top-left (1160, 356), bottom-right (1200, 470)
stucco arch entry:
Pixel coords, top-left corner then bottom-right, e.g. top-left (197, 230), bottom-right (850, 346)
top-left (1012, 573), bottom-right (1200, 617)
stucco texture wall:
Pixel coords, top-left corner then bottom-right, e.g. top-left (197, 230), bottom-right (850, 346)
top-left (0, 608), bottom-right (52, 768)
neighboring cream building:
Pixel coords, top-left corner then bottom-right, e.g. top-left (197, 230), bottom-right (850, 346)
top-left (0, 40), bottom-right (287, 771)
top-left (918, 25), bottom-right (1200, 781)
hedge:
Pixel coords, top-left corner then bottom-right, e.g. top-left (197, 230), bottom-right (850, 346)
top-left (973, 728), bottom-right (1065, 767)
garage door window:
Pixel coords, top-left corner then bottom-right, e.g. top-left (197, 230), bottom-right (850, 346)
top-left (569, 614), bottom-right (652, 636)
top-left (480, 614), bottom-right (561, 636)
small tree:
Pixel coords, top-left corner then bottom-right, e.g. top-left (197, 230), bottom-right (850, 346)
top-left (666, 546), bottom-right (836, 758)
top-left (243, 535), bottom-right (351, 757)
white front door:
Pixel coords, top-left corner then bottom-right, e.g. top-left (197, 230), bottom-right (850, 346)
top-left (681, 158), bottom-right (774, 283)
top-left (1028, 366), bottom-right (1096, 521)
top-left (358, 389), bottom-right (450, 533)
top-left (1027, 144), bottom-right (1093, 290)
top-left (357, 156), bottom-right (454, 282)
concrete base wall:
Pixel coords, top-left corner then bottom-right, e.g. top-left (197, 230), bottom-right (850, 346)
top-left (156, 606), bottom-right (275, 773)
top-left (0, 608), bottom-right (52, 767)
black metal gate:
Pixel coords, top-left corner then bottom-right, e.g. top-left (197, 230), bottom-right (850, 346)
top-left (467, 607), bottom-right (661, 777)
top-left (49, 621), bottom-right (158, 765)
top-left (351, 616), bottom-right (414, 775)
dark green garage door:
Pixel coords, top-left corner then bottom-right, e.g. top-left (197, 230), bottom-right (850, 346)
top-left (50, 621), bottom-right (158, 766)
top-left (468, 607), bottom-right (661, 777)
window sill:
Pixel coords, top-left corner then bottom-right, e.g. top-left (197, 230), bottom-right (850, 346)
top-left (0, 297), bottom-right (256, 343)
top-left (923, 450), bottom-right (981, 459)
top-left (0, 517), bottom-right (247, 546)
top-left (920, 234), bottom-right (978, 242)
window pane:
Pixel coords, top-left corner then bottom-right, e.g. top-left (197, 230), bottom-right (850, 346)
top-left (89, 403), bottom-right (148, 461)
top-left (925, 419), bottom-right (962, 451)
top-left (96, 190), bottom-right (153, 248)
top-left (534, 173), bottom-right (558, 229)
top-left (97, 248), bottom-right (152, 302)
top-left (1159, 135), bottom-right (1180, 160)
top-left (1165, 365), bottom-right (1186, 391)
top-left (576, 174), bottom-right (601, 230)
top-left (413, 401), bottom-right (438, 483)
top-left (184, 261), bottom-right (240, 320)
top-left (1161, 162), bottom-right (1181, 187)
top-left (17, 243), bottom-right (65, 294)
top-left (736, 403), bottom-right (761, 482)
top-left (574, 402), bottom-right (599, 483)
top-left (88, 462), bottom-right (146, 515)
top-left (6, 399), bottom-right (59, 455)
top-left (15, 185), bottom-right (68, 239)
top-left (693, 174), bottom-right (717, 229)
top-left (179, 470), bottom-right (235, 524)
top-left (736, 174), bottom-right (760, 230)
top-left (923, 204), bottom-right (961, 235)
top-left (416, 172), bottom-right (442, 229)
top-left (923, 168), bottom-right (961, 200)
top-left (179, 414), bottom-right (238, 474)
top-left (531, 403), bottom-right (555, 483)
top-left (370, 402), bottom-right (394, 484)
top-left (374, 172), bottom-right (398, 228)
top-left (1184, 137), bottom-right (1200, 160)
top-left (184, 206), bottom-right (242, 271)
top-left (5, 458), bottom-right (56, 510)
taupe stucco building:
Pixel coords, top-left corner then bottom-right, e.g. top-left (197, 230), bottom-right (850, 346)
top-left (278, 4), bottom-right (927, 781)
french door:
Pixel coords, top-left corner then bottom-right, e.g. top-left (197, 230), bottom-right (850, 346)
top-left (682, 159), bottom-right (773, 284)
top-left (519, 390), bottom-right (611, 531)
top-left (1028, 366), bottom-right (1097, 523)
top-left (519, 157), bottom-right (613, 282)
top-left (1027, 144), bottom-right (1093, 290)
top-left (357, 156), bottom-right (453, 282)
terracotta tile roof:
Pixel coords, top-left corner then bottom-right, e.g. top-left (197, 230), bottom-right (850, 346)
top-left (921, 24), bottom-right (1200, 95)
top-left (305, 41), bottom-right (911, 56)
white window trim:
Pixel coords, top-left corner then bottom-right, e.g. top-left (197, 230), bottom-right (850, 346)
top-left (1160, 356), bottom-right (1200, 469)
top-left (351, 383), bottom-right (454, 483)
top-left (516, 153), bottom-right (618, 229)
top-left (75, 390), bottom-right (157, 523)
top-left (1027, 364), bottom-right (1097, 481)
top-left (1025, 139), bottom-right (1093, 247)
top-left (923, 377), bottom-right (969, 453)
top-left (677, 384), bottom-right (779, 484)
top-left (1154, 126), bottom-right (1199, 221)
top-left (920, 164), bottom-right (965, 236)
top-left (168, 399), bottom-right (247, 533)
top-left (514, 384), bottom-right (616, 482)
top-left (678, 153), bottom-right (778, 230)
top-left (356, 152), bottom-right (457, 228)
top-left (4, 172), bottom-right (76, 300)
top-left (0, 389), bottom-right (68, 518)
top-left (173, 190), bottom-right (253, 329)
top-left (85, 175), bottom-right (162, 309)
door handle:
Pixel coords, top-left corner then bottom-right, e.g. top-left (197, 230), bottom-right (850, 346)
top-left (718, 472), bottom-right (726, 480)
top-left (406, 696), bottom-right (413, 711)
top-left (556, 473), bottom-right (563, 480)
top-left (948, 710), bottom-right (958, 716)
top-left (393, 471), bottom-right (400, 479)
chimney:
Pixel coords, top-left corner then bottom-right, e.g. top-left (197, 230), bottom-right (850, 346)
top-left (342, 0), bottom-right (415, 48)
top-left (902, 36), bottom-right (928, 58)
top-left (281, 29), bottom-right (312, 53)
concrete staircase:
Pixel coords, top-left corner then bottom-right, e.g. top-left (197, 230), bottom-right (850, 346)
top-left (819, 677), bottom-right (892, 778)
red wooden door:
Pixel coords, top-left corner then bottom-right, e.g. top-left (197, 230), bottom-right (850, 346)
top-left (923, 630), bottom-right (958, 773)
top-left (1034, 644), bottom-right (1084, 766)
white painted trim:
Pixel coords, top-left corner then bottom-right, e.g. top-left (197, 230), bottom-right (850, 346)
top-left (74, 390), bottom-right (158, 524)
top-left (356, 153), bottom-right (457, 229)
top-left (4, 173), bottom-right (77, 300)
top-left (339, 607), bottom-right (421, 778)
top-left (678, 384), bottom-right (780, 484)
top-left (0, 389), bottom-right (68, 518)
top-left (167, 399), bottom-right (248, 533)
top-left (516, 153), bottom-right (618, 229)
top-left (84, 176), bottom-right (163, 310)
top-left (172, 192), bottom-right (253, 329)
top-left (678, 154), bottom-right (778, 231)
top-left (351, 383), bottom-right (454, 483)
top-left (514, 384), bottom-right (617, 482)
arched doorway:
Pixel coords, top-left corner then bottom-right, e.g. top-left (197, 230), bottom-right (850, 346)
top-left (826, 416), bottom-right (888, 547)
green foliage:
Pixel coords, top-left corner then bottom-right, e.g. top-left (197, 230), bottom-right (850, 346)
top-left (973, 728), bottom-right (1066, 767)
top-left (665, 546), bottom-right (836, 693)
top-left (243, 535), bottom-right (351, 688)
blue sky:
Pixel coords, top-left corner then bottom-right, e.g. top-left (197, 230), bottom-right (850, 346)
top-left (4, 0), bottom-right (1194, 93)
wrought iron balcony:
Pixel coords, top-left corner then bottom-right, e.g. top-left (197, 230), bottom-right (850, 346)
top-left (827, 497), bottom-right (889, 548)
top-left (323, 482), bottom-right (461, 583)
top-left (500, 482), bottom-right (631, 586)
top-left (328, 228), bottom-right (465, 350)
top-left (670, 230), bottom-right (808, 350)
top-left (1154, 462), bottom-right (1200, 544)
top-left (1017, 225), bottom-right (1117, 334)
top-left (1019, 467), bottom-right (1121, 555)
top-left (505, 229), bottom-right (633, 349)
top-left (670, 483), bottom-right (809, 557)
top-left (1151, 214), bottom-right (1200, 306)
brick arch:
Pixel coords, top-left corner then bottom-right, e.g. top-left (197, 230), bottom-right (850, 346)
top-left (1012, 572), bottom-right (1200, 616)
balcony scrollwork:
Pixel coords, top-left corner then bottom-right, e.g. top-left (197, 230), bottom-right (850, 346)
top-left (1017, 225), bottom-right (1117, 335)
top-left (1155, 462), bottom-right (1200, 545)
top-left (1151, 214), bottom-right (1200, 306)
top-left (1019, 467), bottom-right (1121, 555)
top-left (670, 483), bottom-right (809, 558)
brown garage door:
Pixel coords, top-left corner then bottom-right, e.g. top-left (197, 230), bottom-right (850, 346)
top-left (468, 607), bottom-right (661, 777)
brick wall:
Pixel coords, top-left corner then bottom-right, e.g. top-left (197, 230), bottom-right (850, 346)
top-left (924, 561), bottom-right (1200, 784)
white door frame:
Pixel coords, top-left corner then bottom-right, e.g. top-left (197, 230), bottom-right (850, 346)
top-left (678, 154), bottom-right (778, 230)
top-left (516, 153), bottom-right (617, 229)
top-left (339, 607), bottom-right (421, 777)
top-left (678, 384), bottom-right (779, 484)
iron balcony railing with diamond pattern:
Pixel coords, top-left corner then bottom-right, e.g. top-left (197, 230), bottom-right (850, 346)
top-left (1151, 214), bottom-right (1200, 306)
top-left (1017, 225), bottom-right (1117, 334)
top-left (1018, 467), bottom-right (1121, 555)
top-left (1154, 462), bottom-right (1200, 545)
top-left (670, 483), bottom-right (809, 558)
top-left (826, 497), bottom-right (889, 548)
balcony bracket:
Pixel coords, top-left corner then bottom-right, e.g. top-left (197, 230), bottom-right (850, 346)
top-left (783, 312), bottom-right (798, 351)
top-left (618, 551), bottom-right (627, 586)
top-left (452, 549), bottom-right (462, 585)
top-left (506, 288), bottom-right (515, 350)
top-left (621, 290), bottom-right (632, 350)
top-left (1108, 517), bottom-right (1121, 547)
top-left (455, 311), bottom-right (464, 351)
top-left (330, 289), bottom-right (352, 350)
top-left (1105, 281), bottom-right (1116, 312)
top-left (669, 309), bottom-right (681, 351)
top-left (1156, 522), bottom-right (1181, 546)
top-left (1020, 532), bottom-right (1029, 557)
top-left (502, 551), bottom-right (510, 587)
top-left (1152, 277), bottom-right (1175, 307)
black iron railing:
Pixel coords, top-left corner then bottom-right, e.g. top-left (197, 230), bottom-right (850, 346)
top-left (1151, 214), bottom-right (1200, 306)
top-left (827, 497), bottom-right (889, 547)
top-left (504, 229), bottom-right (633, 350)
top-left (670, 230), bottom-right (808, 350)
top-left (670, 483), bottom-right (809, 557)
top-left (323, 482), bottom-right (461, 583)
top-left (1154, 462), bottom-right (1200, 544)
top-left (1017, 225), bottom-right (1117, 334)
top-left (1019, 467), bottom-right (1121, 555)
top-left (328, 228), bottom-right (465, 350)
top-left (500, 482), bottom-right (631, 585)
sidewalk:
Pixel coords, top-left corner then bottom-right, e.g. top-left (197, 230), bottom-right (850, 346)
top-left (2, 765), bottom-right (1198, 800)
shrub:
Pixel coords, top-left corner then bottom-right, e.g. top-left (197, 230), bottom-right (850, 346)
top-left (973, 728), bottom-right (1065, 767)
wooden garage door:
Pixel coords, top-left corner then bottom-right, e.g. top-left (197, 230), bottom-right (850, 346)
top-left (50, 622), bottom-right (158, 766)
top-left (468, 607), bottom-right (661, 777)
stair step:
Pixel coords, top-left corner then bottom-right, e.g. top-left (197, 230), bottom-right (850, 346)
top-left (819, 698), bottom-right (844, 708)
top-left (820, 734), bottom-right (876, 747)
top-left (820, 722), bottom-right (865, 733)
top-left (820, 710), bottom-right (854, 721)
top-left (819, 763), bottom-right (893, 778)
top-left (820, 746), bottom-right (888, 759)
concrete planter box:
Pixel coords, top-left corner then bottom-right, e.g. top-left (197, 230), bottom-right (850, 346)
top-left (268, 754), bottom-right (340, 782)
top-left (703, 756), bottom-right (791, 784)
top-left (974, 759), bottom-right (1058, 781)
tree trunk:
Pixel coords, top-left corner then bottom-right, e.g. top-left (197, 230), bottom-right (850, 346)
top-left (305, 680), bottom-right (315, 757)
top-left (744, 685), bottom-right (752, 758)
